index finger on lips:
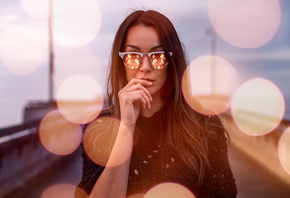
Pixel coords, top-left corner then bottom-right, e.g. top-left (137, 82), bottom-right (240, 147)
top-left (126, 79), bottom-right (152, 101)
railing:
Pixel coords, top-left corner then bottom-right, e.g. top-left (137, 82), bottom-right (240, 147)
top-left (0, 120), bottom-right (63, 197)
top-left (0, 120), bottom-right (40, 143)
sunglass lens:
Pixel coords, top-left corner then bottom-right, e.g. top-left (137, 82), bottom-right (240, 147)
top-left (123, 53), bottom-right (141, 69)
top-left (150, 53), bottom-right (168, 69)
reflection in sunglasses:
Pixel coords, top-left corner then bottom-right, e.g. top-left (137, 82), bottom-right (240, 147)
top-left (119, 52), bottom-right (172, 69)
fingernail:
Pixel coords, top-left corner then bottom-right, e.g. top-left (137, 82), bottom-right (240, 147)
top-left (148, 81), bottom-right (153, 85)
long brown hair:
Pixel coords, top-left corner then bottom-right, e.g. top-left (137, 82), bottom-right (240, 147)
top-left (107, 10), bottom-right (213, 185)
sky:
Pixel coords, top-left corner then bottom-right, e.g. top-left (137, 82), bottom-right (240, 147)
top-left (0, 0), bottom-right (289, 128)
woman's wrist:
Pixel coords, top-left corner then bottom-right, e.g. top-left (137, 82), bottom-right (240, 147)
top-left (119, 122), bottom-right (135, 136)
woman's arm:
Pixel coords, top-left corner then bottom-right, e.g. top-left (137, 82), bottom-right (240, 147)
top-left (88, 78), bottom-right (152, 198)
top-left (89, 123), bottom-right (134, 198)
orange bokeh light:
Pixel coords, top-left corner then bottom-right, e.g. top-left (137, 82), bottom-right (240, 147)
top-left (208, 0), bottom-right (281, 48)
top-left (0, 24), bottom-right (47, 75)
top-left (41, 183), bottom-right (87, 198)
top-left (83, 117), bottom-right (132, 167)
top-left (182, 55), bottom-right (239, 115)
top-left (56, 74), bottom-right (104, 124)
top-left (53, 0), bottom-right (102, 47)
top-left (144, 182), bottom-right (196, 198)
top-left (53, 46), bottom-right (101, 87)
top-left (231, 78), bottom-right (285, 136)
top-left (39, 110), bottom-right (82, 155)
top-left (278, 127), bottom-right (290, 175)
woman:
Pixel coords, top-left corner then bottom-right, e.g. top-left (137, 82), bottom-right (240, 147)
top-left (76, 10), bottom-right (237, 198)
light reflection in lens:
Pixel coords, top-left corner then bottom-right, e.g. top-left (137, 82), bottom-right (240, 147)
top-left (231, 78), bottom-right (285, 136)
top-left (53, 0), bottom-right (102, 47)
top-left (208, 0), bottom-right (281, 48)
top-left (39, 110), bottom-right (82, 155)
top-left (144, 182), bottom-right (196, 198)
top-left (56, 74), bottom-right (104, 124)
top-left (278, 127), bottom-right (290, 175)
top-left (182, 55), bottom-right (239, 115)
top-left (0, 23), bottom-right (47, 75)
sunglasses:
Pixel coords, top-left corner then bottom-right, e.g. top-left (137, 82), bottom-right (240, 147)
top-left (119, 51), bottom-right (173, 70)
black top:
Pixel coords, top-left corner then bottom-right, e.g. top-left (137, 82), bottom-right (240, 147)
top-left (75, 105), bottom-right (237, 198)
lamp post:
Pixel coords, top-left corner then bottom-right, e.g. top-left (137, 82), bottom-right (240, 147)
top-left (206, 27), bottom-right (217, 95)
top-left (48, 0), bottom-right (54, 103)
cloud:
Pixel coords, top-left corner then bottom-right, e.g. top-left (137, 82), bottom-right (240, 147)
top-left (0, 1), bottom-right (30, 34)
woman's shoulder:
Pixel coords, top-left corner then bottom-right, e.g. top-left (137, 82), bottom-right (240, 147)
top-left (82, 106), bottom-right (115, 131)
top-left (206, 115), bottom-right (229, 150)
top-left (192, 110), bottom-right (227, 142)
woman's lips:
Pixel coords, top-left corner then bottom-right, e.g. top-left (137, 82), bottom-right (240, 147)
top-left (139, 77), bottom-right (155, 82)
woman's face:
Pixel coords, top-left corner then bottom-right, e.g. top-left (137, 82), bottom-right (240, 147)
top-left (123, 25), bottom-right (168, 99)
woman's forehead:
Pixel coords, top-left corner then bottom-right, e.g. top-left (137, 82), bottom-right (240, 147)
top-left (125, 25), bottom-right (162, 52)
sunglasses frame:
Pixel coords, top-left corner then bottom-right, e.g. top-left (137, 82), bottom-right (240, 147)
top-left (119, 51), bottom-right (173, 69)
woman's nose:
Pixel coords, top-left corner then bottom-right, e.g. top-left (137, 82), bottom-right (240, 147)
top-left (139, 56), bottom-right (152, 72)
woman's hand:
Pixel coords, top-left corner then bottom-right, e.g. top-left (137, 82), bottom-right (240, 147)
top-left (118, 78), bottom-right (153, 130)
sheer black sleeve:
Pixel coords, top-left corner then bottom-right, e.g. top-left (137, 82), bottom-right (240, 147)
top-left (75, 146), bottom-right (104, 198)
top-left (199, 115), bottom-right (237, 198)
top-left (75, 108), bottom-right (113, 198)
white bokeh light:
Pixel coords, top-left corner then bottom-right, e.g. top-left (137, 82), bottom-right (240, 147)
top-left (0, 23), bottom-right (47, 75)
top-left (53, 0), bottom-right (102, 47)
top-left (208, 0), bottom-right (281, 48)
top-left (231, 78), bottom-right (285, 136)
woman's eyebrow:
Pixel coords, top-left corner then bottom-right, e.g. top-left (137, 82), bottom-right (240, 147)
top-left (124, 45), bottom-right (140, 50)
top-left (150, 45), bottom-right (163, 51)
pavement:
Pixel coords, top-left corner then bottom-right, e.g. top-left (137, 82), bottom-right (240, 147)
top-left (228, 144), bottom-right (290, 198)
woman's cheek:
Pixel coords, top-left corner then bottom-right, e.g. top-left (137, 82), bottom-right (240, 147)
top-left (125, 69), bottom-right (136, 83)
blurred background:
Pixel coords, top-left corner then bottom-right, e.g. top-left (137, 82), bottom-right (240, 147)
top-left (0, 0), bottom-right (289, 128)
top-left (0, 0), bottom-right (290, 197)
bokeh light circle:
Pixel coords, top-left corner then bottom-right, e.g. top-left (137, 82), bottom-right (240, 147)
top-left (208, 0), bottom-right (281, 48)
top-left (144, 182), bottom-right (196, 198)
top-left (39, 110), bottom-right (82, 155)
top-left (278, 127), bottom-right (290, 175)
top-left (0, 24), bottom-right (47, 75)
top-left (53, 0), bottom-right (102, 47)
top-left (182, 55), bottom-right (239, 115)
top-left (21, 0), bottom-right (49, 18)
top-left (53, 46), bottom-right (102, 87)
top-left (231, 78), bottom-right (285, 136)
top-left (41, 183), bottom-right (87, 198)
top-left (56, 74), bottom-right (104, 124)
top-left (83, 117), bottom-right (132, 167)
